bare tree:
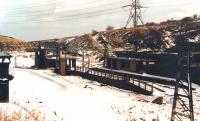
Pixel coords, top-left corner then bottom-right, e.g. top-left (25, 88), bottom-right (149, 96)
top-left (106, 25), bottom-right (115, 31)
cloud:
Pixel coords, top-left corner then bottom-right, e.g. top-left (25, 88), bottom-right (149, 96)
top-left (0, 0), bottom-right (200, 41)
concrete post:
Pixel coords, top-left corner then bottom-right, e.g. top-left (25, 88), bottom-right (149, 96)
top-left (60, 58), bottom-right (66, 76)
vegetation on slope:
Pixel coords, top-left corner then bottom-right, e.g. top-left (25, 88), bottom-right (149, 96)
top-left (29, 15), bottom-right (200, 53)
top-left (0, 36), bottom-right (34, 51)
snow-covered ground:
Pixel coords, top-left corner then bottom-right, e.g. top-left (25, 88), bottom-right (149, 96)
top-left (1, 52), bottom-right (199, 121)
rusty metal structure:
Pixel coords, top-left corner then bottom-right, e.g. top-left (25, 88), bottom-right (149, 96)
top-left (171, 51), bottom-right (194, 121)
top-left (0, 50), bottom-right (13, 102)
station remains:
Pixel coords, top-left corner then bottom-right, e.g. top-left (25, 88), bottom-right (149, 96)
top-left (105, 56), bottom-right (156, 73)
top-left (35, 47), bottom-right (77, 75)
top-left (35, 47), bottom-right (58, 69)
top-left (34, 46), bottom-right (200, 95)
top-left (115, 51), bottom-right (200, 83)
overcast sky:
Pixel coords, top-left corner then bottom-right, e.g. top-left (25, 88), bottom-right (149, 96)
top-left (0, 0), bottom-right (200, 41)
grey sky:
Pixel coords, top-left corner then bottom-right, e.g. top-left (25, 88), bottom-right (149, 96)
top-left (0, 0), bottom-right (200, 41)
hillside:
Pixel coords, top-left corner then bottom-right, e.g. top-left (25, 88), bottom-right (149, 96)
top-left (30, 15), bottom-right (200, 54)
top-left (0, 35), bottom-right (34, 51)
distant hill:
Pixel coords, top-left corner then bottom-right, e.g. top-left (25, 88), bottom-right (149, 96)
top-left (0, 35), bottom-right (33, 51)
top-left (31, 15), bottom-right (200, 54)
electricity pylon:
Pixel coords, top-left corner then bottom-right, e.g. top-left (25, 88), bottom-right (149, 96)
top-left (123, 0), bottom-right (145, 27)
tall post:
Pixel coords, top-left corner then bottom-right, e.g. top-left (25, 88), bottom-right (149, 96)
top-left (187, 50), bottom-right (194, 121)
top-left (88, 55), bottom-right (90, 71)
top-left (100, 35), bottom-right (109, 68)
top-left (15, 56), bottom-right (17, 68)
top-left (82, 49), bottom-right (85, 72)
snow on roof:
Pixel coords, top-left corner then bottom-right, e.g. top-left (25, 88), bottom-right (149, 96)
top-left (0, 50), bottom-right (12, 58)
top-left (107, 56), bottom-right (156, 62)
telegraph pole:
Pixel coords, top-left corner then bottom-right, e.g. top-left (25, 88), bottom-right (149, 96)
top-left (123, 0), bottom-right (145, 27)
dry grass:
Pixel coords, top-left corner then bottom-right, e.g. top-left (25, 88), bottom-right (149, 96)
top-left (0, 101), bottom-right (45, 121)
top-left (0, 35), bottom-right (34, 51)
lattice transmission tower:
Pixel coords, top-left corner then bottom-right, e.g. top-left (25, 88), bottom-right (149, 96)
top-left (171, 50), bottom-right (194, 121)
top-left (123, 0), bottom-right (145, 27)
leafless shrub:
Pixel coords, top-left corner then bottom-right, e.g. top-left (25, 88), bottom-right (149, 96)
top-left (0, 101), bottom-right (45, 121)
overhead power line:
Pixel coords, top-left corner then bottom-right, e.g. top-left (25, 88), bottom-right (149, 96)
top-left (1, 6), bottom-right (128, 24)
top-left (1, 0), bottom-right (199, 25)
top-left (0, 0), bottom-right (197, 17)
top-left (0, 0), bottom-right (129, 11)
top-left (145, 2), bottom-right (200, 8)
top-left (0, 0), bottom-right (60, 10)
top-left (0, 0), bottom-right (129, 17)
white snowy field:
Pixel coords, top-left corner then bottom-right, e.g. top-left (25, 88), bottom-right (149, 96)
top-left (1, 52), bottom-right (199, 121)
